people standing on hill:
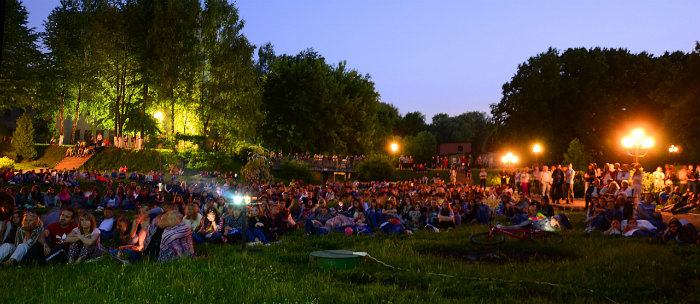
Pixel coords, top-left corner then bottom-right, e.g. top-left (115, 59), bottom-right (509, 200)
top-left (551, 165), bottom-right (564, 204)
top-left (541, 165), bottom-right (552, 198)
top-left (565, 164), bottom-right (575, 204)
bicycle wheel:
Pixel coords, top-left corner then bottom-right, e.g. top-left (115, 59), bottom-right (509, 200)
top-left (471, 231), bottom-right (506, 245)
top-left (530, 231), bottom-right (563, 243)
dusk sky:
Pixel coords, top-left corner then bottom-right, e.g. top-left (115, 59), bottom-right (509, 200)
top-left (24, 0), bottom-right (700, 120)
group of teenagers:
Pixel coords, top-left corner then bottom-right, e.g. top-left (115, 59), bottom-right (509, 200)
top-left (1, 160), bottom-right (699, 267)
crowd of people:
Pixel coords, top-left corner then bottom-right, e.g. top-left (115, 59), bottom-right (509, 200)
top-left (65, 141), bottom-right (95, 158)
top-left (0, 159), bottom-right (698, 267)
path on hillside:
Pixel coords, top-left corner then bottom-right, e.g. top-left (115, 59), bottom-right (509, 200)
top-left (54, 154), bottom-right (94, 171)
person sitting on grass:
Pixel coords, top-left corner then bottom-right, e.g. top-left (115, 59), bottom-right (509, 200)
top-left (221, 205), bottom-right (248, 243)
top-left (182, 203), bottom-right (202, 233)
top-left (29, 186), bottom-right (45, 208)
top-left (1, 211), bottom-right (22, 246)
top-left (659, 218), bottom-right (700, 245)
top-left (193, 207), bottom-right (222, 244)
top-left (584, 197), bottom-right (621, 233)
top-left (406, 203), bottom-right (423, 230)
top-left (635, 193), bottom-right (666, 231)
top-left (305, 206), bottom-right (333, 236)
top-left (247, 205), bottom-right (269, 245)
top-left (66, 212), bottom-right (101, 264)
top-left (0, 211), bottom-right (47, 266)
top-left (156, 210), bottom-right (194, 262)
top-left (436, 200), bottom-right (455, 229)
top-left (23, 208), bottom-right (77, 265)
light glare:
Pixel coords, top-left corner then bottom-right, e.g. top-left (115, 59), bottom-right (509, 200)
top-left (621, 137), bottom-right (634, 148)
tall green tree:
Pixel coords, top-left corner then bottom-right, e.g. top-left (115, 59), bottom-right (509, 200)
top-left (563, 138), bottom-right (591, 171)
top-left (12, 112), bottom-right (36, 160)
top-left (491, 47), bottom-right (676, 163)
top-left (199, 0), bottom-right (261, 150)
top-left (653, 43), bottom-right (700, 163)
top-left (0, 0), bottom-right (41, 110)
top-left (261, 50), bottom-right (380, 154)
top-left (150, 0), bottom-right (201, 135)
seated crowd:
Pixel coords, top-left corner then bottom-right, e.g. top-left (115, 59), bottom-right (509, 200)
top-left (0, 161), bottom-right (698, 267)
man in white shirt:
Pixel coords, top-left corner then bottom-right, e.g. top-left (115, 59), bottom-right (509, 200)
top-left (565, 165), bottom-right (575, 203)
top-left (541, 166), bottom-right (552, 198)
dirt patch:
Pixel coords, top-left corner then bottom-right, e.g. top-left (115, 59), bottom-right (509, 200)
top-left (423, 247), bottom-right (575, 265)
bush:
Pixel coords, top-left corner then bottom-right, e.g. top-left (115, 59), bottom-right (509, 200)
top-left (0, 157), bottom-right (15, 169)
top-left (241, 159), bottom-right (270, 183)
top-left (181, 151), bottom-right (245, 173)
top-left (355, 155), bottom-right (395, 181)
top-left (4, 151), bottom-right (18, 162)
top-left (12, 113), bottom-right (37, 161)
top-left (274, 160), bottom-right (315, 184)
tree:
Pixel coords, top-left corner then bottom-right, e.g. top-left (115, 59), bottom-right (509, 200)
top-left (43, 0), bottom-right (100, 145)
top-left (0, 0), bottom-right (41, 110)
top-left (150, 0), bottom-right (201, 135)
top-left (563, 138), bottom-right (591, 171)
top-left (261, 50), bottom-right (380, 154)
top-left (491, 47), bottom-right (676, 162)
top-left (396, 111), bottom-right (427, 136)
top-left (199, 0), bottom-right (261, 150)
top-left (653, 43), bottom-right (700, 163)
top-left (12, 112), bottom-right (37, 161)
top-left (404, 131), bottom-right (437, 164)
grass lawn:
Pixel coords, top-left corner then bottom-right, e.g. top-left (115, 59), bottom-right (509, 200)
top-left (0, 211), bottom-right (698, 303)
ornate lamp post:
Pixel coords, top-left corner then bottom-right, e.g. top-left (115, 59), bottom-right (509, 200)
top-left (621, 128), bottom-right (654, 164)
top-left (501, 152), bottom-right (518, 168)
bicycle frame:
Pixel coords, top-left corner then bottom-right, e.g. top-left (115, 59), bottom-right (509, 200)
top-left (488, 226), bottom-right (548, 240)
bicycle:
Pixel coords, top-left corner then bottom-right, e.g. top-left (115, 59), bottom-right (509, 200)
top-left (470, 224), bottom-right (563, 245)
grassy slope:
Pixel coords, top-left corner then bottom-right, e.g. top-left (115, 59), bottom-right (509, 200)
top-left (0, 212), bottom-right (697, 303)
top-left (81, 148), bottom-right (171, 173)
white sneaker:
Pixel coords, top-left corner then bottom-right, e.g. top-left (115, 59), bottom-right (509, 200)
top-left (246, 241), bottom-right (261, 246)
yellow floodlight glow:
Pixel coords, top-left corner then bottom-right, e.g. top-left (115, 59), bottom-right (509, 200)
top-left (621, 137), bottom-right (635, 149)
top-left (512, 156), bottom-right (519, 163)
top-left (641, 137), bottom-right (654, 149)
top-left (501, 156), bottom-right (508, 163)
top-left (631, 128), bottom-right (645, 140)
top-left (532, 144), bottom-right (542, 153)
top-left (153, 111), bottom-right (164, 123)
top-left (390, 142), bottom-right (398, 152)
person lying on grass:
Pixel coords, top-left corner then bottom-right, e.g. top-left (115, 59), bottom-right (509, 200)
top-left (498, 205), bottom-right (572, 232)
top-left (620, 218), bottom-right (658, 238)
top-left (659, 218), bottom-right (700, 245)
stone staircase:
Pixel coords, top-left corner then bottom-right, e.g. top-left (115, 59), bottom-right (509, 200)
top-left (53, 154), bottom-right (95, 171)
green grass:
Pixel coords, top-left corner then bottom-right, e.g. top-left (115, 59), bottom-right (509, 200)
top-left (0, 211), bottom-right (697, 303)
top-left (81, 148), bottom-right (172, 173)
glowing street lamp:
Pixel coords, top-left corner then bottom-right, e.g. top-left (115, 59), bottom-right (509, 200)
top-left (390, 142), bottom-right (399, 154)
top-left (621, 128), bottom-right (654, 164)
top-left (668, 145), bottom-right (679, 153)
top-left (532, 144), bottom-right (542, 164)
top-left (501, 152), bottom-right (518, 168)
